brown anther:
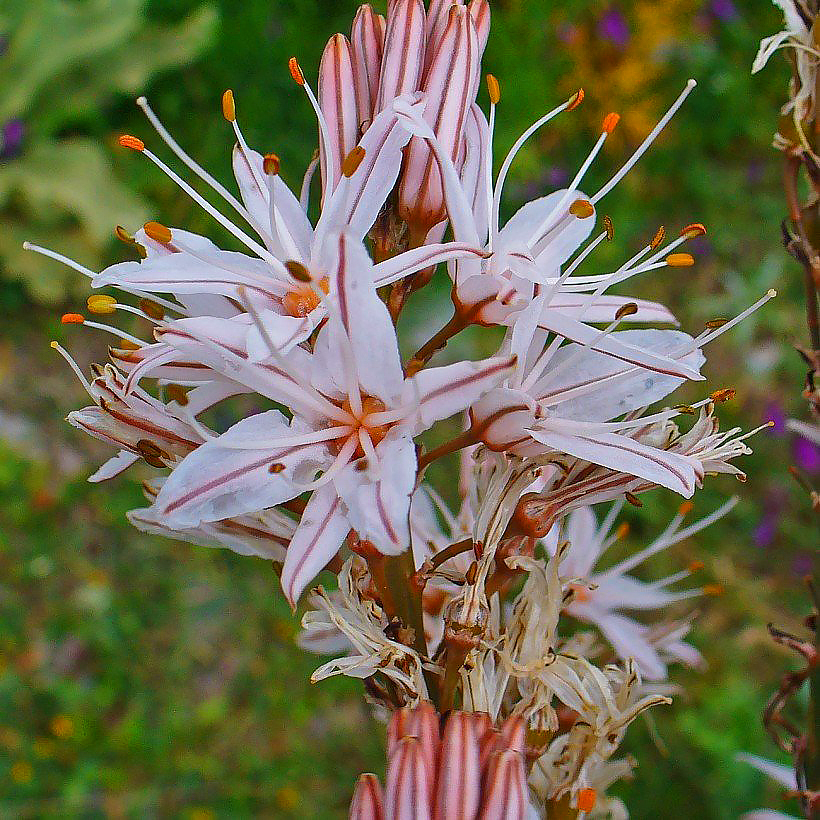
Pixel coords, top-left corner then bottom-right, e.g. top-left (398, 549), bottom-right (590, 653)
top-left (625, 492), bottom-right (643, 508)
top-left (136, 439), bottom-right (168, 468)
top-left (139, 298), bottom-right (165, 321)
top-left (284, 259), bottom-right (312, 283)
top-left (615, 302), bottom-right (638, 320)
top-left (222, 89), bottom-right (236, 122)
top-left (268, 462), bottom-right (286, 474)
top-left (666, 253), bottom-right (695, 267)
top-left (465, 561), bottom-right (479, 585)
top-left (569, 199), bottom-right (595, 219)
top-left (143, 221), bottom-right (172, 245)
top-left (165, 384), bottom-right (189, 406)
top-left (680, 222), bottom-right (707, 239)
top-left (263, 153), bottom-right (281, 175)
top-left (705, 317), bottom-right (728, 329)
top-left (288, 56), bottom-right (305, 86)
top-left (710, 387), bottom-right (736, 403)
top-left (118, 135), bottom-right (145, 151)
top-left (604, 214), bottom-right (614, 241)
top-left (486, 73), bottom-right (500, 104)
top-left (650, 226), bottom-right (666, 250)
top-left (567, 88), bottom-right (585, 111)
top-left (115, 225), bottom-right (134, 244)
top-left (117, 339), bottom-right (140, 351)
top-left (673, 404), bottom-right (696, 415)
top-left (61, 313), bottom-right (85, 324)
top-left (602, 112), bottom-right (620, 134)
top-left (341, 145), bottom-right (366, 178)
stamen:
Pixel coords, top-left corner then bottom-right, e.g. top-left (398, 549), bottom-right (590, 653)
top-left (567, 88), bottom-right (585, 111)
top-left (710, 388), bottom-right (736, 403)
top-left (666, 253), bottom-right (694, 267)
top-left (578, 789), bottom-right (597, 813)
top-left (23, 241), bottom-right (96, 278)
top-left (569, 199), bottom-right (595, 219)
top-left (703, 583), bottom-right (724, 596)
top-left (614, 302), bottom-right (638, 320)
top-left (288, 56), bottom-right (305, 85)
top-left (694, 290), bottom-right (777, 349)
top-left (61, 313), bottom-right (85, 324)
top-left (486, 73), bottom-right (500, 105)
top-left (118, 135), bottom-right (145, 152)
top-left (49, 341), bottom-right (94, 395)
top-left (341, 145), bottom-right (366, 178)
top-left (221, 89), bottom-right (236, 122)
top-left (650, 226), bottom-right (666, 250)
top-left (602, 112), bottom-right (620, 134)
top-left (592, 79), bottom-right (697, 204)
top-left (285, 260), bottom-right (313, 283)
top-left (263, 153), bottom-right (281, 175)
top-left (604, 215), bottom-right (614, 241)
top-left (165, 384), bottom-right (189, 406)
top-left (625, 492), bottom-right (643, 507)
top-left (87, 295), bottom-right (117, 315)
top-left (143, 221), bottom-right (172, 245)
top-left (680, 222), bottom-right (707, 239)
top-left (139, 298), bottom-right (165, 321)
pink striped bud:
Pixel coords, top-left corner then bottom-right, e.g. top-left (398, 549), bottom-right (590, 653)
top-left (384, 736), bottom-right (433, 820)
top-left (399, 5), bottom-right (479, 233)
top-left (350, 773), bottom-right (386, 820)
top-left (319, 33), bottom-right (359, 192)
top-left (350, 5), bottom-right (386, 131)
top-left (477, 750), bottom-right (528, 820)
top-left (433, 711), bottom-right (481, 819)
top-left (375, 0), bottom-right (427, 115)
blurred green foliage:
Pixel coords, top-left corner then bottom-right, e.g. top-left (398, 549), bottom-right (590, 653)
top-left (0, 0), bottom-right (817, 817)
top-left (0, 0), bottom-right (216, 303)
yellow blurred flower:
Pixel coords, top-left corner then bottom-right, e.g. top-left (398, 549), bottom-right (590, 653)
top-left (10, 761), bottom-right (33, 784)
top-left (50, 715), bottom-right (74, 739)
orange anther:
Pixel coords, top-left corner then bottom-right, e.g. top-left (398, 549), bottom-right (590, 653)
top-left (710, 387), bottom-right (736, 403)
top-left (569, 199), bottom-right (595, 219)
top-left (666, 253), bottom-right (695, 267)
top-left (703, 583), bottom-right (724, 597)
top-left (486, 73), bottom-right (501, 105)
top-left (602, 112), bottom-right (620, 134)
top-left (143, 221), bottom-right (172, 244)
top-left (616, 522), bottom-right (630, 539)
top-left (680, 222), bottom-right (707, 239)
top-left (118, 135), bottom-right (145, 151)
top-left (222, 89), bottom-right (236, 122)
top-left (578, 789), bottom-right (597, 812)
top-left (263, 153), bottom-right (281, 175)
top-left (61, 313), bottom-right (85, 324)
top-left (688, 560), bottom-right (705, 572)
top-left (678, 501), bottom-right (694, 516)
top-left (650, 225), bottom-right (666, 250)
top-left (567, 88), bottom-right (585, 111)
top-left (289, 57), bottom-right (305, 86)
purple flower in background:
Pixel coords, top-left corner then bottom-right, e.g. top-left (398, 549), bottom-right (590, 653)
top-left (597, 7), bottom-right (630, 48)
top-left (1, 119), bottom-right (24, 160)
top-left (753, 485), bottom-right (788, 548)
top-left (792, 434), bottom-right (820, 472)
top-left (764, 401), bottom-right (787, 435)
top-left (710, 0), bottom-right (739, 23)
top-left (547, 166), bottom-right (570, 188)
top-left (792, 552), bottom-right (813, 576)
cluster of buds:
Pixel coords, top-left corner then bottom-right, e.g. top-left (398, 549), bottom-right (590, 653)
top-left (31, 1), bottom-right (775, 815)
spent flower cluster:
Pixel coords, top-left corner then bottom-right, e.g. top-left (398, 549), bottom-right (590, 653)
top-left (33, 0), bottom-right (773, 815)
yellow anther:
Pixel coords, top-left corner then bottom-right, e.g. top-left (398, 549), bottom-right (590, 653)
top-left (569, 199), bottom-right (595, 219)
top-left (604, 214), bottom-right (614, 241)
top-left (602, 112), bottom-right (620, 134)
top-left (87, 295), bottom-right (117, 315)
top-left (616, 522), bottom-right (630, 539)
top-left (115, 225), bottom-right (135, 244)
top-left (143, 221), bottom-right (172, 245)
top-left (289, 57), bottom-right (305, 86)
top-left (486, 73), bottom-right (501, 104)
top-left (222, 89), bottom-right (236, 122)
top-left (50, 341), bottom-right (60, 349)
top-left (263, 153), bottom-right (281, 175)
top-left (118, 135), bottom-right (145, 152)
top-left (61, 313), bottom-right (85, 324)
top-left (139, 298), bottom-right (165, 321)
top-left (666, 253), bottom-right (695, 267)
top-left (342, 145), bottom-right (366, 178)
top-left (615, 302), bottom-right (638, 320)
top-left (567, 88), bottom-right (585, 111)
top-left (650, 226), bottom-right (666, 250)
top-left (680, 222), bottom-right (707, 239)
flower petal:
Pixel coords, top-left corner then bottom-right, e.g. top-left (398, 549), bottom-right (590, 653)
top-left (350, 773), bottom-right (386, 820)
top-left (281, 482), bottom-right (350, 608)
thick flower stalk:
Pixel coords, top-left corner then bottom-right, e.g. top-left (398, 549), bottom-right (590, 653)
top-left (30, 1), bottom-right (774, 815)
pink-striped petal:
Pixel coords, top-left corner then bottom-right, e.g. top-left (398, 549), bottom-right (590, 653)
top-left (384, 736), bottom-right (433, 820)
top-left (433, 711), bottom-right (481, 820)
top-left (477, 750), bottom-right (528, 820)
top-left (375, 0), bottom-right (426, 114)
top-left (351, 5), bottom-right (386, 129)
top-left (281, 481), bottom-right (351, 608)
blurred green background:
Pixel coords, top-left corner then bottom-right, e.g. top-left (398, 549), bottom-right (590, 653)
top-left (0, 0), bottom-right (817, 816)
